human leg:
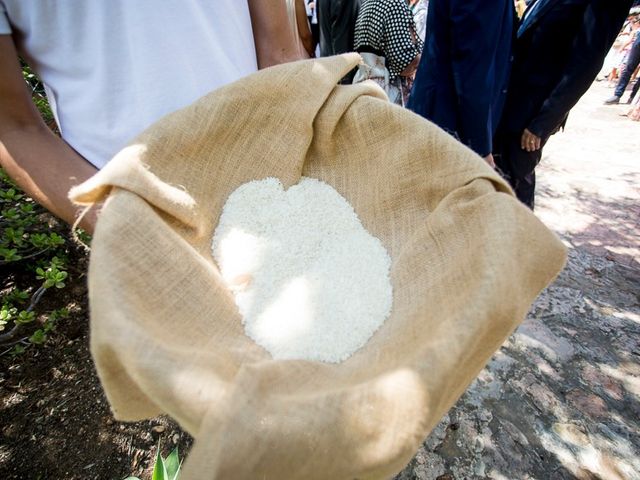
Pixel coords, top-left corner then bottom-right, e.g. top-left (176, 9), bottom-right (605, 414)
top-left (608, 40), bottom-right (640, 102)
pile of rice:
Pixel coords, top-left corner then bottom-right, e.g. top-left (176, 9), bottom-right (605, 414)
top-left (212, 177), bottom-right (393, 363)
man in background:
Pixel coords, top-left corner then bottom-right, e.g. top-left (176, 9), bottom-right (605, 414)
top-left (494, 0), bottom-right (632, 208)
top-left (407, 0), bottom-right (515, 168)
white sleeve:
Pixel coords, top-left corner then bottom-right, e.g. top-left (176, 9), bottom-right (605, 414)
top-left (0, 3), bottom-right (11, 35)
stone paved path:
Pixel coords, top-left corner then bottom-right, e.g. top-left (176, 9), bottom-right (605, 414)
top-left (396, 81), bottom-right (640, 480)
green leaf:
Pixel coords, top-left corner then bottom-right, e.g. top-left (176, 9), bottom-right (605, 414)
top-left (151, 448), bottom-right (168, 480)
top-left (0, 248), bottom-right (22, 262)
top-left (30, 233), bottom-right (48, 248)
top-left (8, 288), bottom-right (29, 304)
top-left (29, 329), bottom-right (46, 344)
top-left (0, 187), bottom-right (23, 201)
top-left (47, 233), bottom-right (65, 247)
top-left (49, 308), bottom-right (69, 321)
top-left (50, 256), bottom-right (64, 268)
top-left (56, 308), bottom-right (70, 318)
top-left (7, 227), bottom-right (25, 246)
top-left (0, 168), bottom-right (12, 183)
top-left (164, 447), bottom-right (181, 480)
top-left (16, 310), bottom-right (35, 324)
top-left (20, 203), bottom-right (34, 213)
top-left (0, 305), bottom-right (17, 321)
top-left (11, 345), bottom-right (26, 356)
top-left (2, 207), bottom-right (19, 219)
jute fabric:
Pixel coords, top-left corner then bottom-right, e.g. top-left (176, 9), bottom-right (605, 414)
top-left (69, 53), bottom-right (566, 480)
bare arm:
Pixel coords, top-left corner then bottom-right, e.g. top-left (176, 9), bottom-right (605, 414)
top-left (400, 55), bottom-right (420, 77)
top-left (295, 0), bottom-right (315, 57)
top-left (0, 36), bottom-right (98, 233)
top-left (247, 0), bottom-right (305, 69)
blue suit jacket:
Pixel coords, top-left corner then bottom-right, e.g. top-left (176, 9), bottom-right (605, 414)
top-left (499, 0), bottom-right (632, 139)
top-left (407, 0), bottom-right (514, 157)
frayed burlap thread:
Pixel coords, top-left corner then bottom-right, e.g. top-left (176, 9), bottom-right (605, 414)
top-left (69, 54), bottom-right (566, 480)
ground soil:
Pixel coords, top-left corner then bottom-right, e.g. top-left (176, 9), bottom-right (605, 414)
top-left (0, 245), bottom-right (193, 480)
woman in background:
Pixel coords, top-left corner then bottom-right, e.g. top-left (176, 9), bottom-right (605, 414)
top-left (352, 0), bottom-right (422, 105)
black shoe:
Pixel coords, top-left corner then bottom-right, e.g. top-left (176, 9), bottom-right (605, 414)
top-left (604, 95), bottom-right (621, 105)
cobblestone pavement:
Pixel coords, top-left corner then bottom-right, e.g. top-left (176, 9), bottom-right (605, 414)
top-left (396, 82), bottom-right (640, 480)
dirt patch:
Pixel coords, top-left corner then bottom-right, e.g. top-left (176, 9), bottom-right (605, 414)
top-left (0, 252), bottom-right (193, 480)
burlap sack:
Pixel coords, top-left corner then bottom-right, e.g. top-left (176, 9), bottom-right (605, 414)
top-left (69, 54), bottom-right (566, 479)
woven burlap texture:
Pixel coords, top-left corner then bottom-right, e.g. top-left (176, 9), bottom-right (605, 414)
top-left (69, 53), bottom-right (567, 480)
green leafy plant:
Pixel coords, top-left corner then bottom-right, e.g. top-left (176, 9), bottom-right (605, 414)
top-left (35, 260), bottom-right (68, 289)
top-left (0, 167), bottom-right (78, 352)
top-left (125, 444), bottom-right (182, 480)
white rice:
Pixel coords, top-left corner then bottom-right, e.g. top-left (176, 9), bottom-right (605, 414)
top-left (212, 177), bottom-right (393, 363)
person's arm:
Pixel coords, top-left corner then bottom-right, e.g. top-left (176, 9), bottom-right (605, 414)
top-left (295, 0), bottom-right (315, 57)
top-left (0, 36), bottom-right (98, 233)
top-left (400, 55), bottom-right (421, 77)
top-left (449, 0), bottom-right (510, 158)
top-left (526, 0), bottom-right (632, 139)
top-left (247, 0), bottom-right (305, 69)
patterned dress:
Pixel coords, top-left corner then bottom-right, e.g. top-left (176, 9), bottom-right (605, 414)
top-left (353, 0), bottom-right (423, 105)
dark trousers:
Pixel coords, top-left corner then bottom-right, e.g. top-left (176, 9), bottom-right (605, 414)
top-left (494, 131), bottom-right (546, 209)
top-left (615, 39), bottom-right (640, 98)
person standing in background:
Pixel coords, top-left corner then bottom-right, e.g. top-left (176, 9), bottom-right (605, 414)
top-left (494, 0), bottom-right (632, 208)
top-left (317, 0), bottom-right (361, 81)
top-left (352, 0), bottom-right (422, 106)
top-left (407, 0), bottom-right (515, 167)
top-left (598, 15), bottom-right (639, 85)
top-left (604, 26), bottom-right (640, 104)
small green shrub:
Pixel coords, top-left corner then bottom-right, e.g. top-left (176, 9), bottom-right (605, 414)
top-left (0, 167), bottom-right (78, 354)
top-left (126, 444), bottom-right (182, 480)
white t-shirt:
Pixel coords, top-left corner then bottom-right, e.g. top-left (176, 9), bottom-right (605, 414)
top-left (0, 1), bottom-right (258, 168)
